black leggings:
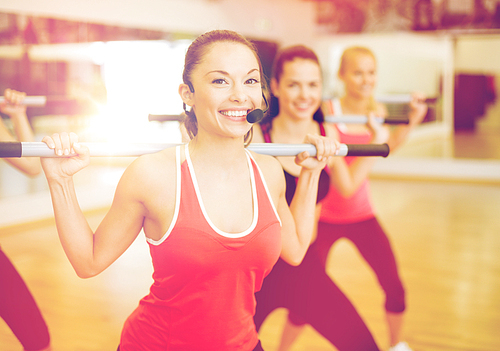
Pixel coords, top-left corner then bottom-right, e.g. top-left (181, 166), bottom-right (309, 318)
top-left (315, 218), bottom-right (405, 313)
top-left (0, 248), bottom-right (50, 351)
top-left (254, 247), bottom-right (380, 351)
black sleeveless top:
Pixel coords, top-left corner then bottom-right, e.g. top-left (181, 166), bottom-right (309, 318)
top-left (260, 121), bottom-right (330, 206)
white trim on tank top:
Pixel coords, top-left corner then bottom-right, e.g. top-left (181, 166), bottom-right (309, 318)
top-left (185, 143), bottom-right (259, 238)
top-left (147, 145), bottom-right (182, 246)
top-left (331, 98), bottom-right (348, 133)
top-left (245, 151), bottom-right (282, 227)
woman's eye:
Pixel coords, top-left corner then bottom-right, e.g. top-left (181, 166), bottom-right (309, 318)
top-left (212, 78), bottom-right (227, 85)
top-left (246, 78), bottom-right (260, 85)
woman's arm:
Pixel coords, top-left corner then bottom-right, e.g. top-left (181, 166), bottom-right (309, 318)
top-left (253, 125), bottom-right (338, 264)
top-left (41, 133), bottom-right (149, 278)
top-left (275, 134), bottom-right (338, 265)
top-left (387, 92), bottom-right (428, 152)
top-left (325, 114), bottom-right (389, 198)
top-left (0, 89), bottom-right (41, 176)
top-left (278, 166), bottom-right (322, 265)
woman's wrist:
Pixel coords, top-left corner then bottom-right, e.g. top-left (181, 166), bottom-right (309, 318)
top-left (370, 130), bottom-right (390, 144)
top-left (370, 135), bottom-right (386, 144)
top-left (298, 166), bottom-right (322, 181)
top-left (10, 109), bottom-right (27, 118)
top-left (46, 174), bottom-right (75, 187)
top-left (7, 111), bottom-right (29, 126)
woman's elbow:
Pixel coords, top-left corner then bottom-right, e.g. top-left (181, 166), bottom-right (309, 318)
top-left (26, 165), bottom-right (42, 177)
top-left (7, 159), bottom-right (41, 177)
top-left (74, 265), bottom-right (102, 279)
top-left (287, 257), bottom-right (303, 267)
top-left (282, 250), bottom-right (306, 266)
top-left (74, 269), bottom-right (95, 279)
top-left (338, 187), bottom-right (355, 198)
top-left (20, 161), bottom-right (42, 177)
top-left (331, 179), bottom-right (357, 198)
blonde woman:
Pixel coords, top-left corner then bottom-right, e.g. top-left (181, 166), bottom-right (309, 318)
top-left (317, 47), bottom-right (426, 351)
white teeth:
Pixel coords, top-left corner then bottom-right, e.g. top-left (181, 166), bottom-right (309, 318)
top-left (221, 110), bottom-right (247, 117)
top-left (296, 103), bottom-right (312, 109)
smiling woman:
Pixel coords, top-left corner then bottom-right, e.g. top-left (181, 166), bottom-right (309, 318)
top-left (37, 29), bottom-right (340, 351)
top-left (179, 30), bottom-right (267, 142)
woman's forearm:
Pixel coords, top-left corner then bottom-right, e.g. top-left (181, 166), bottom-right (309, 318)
top-left (10, 111), bottom-right (35, 142)
top-left (387, 124), bottom-right (415, 152)
top-left (328, 155), bottom-right (377, 198)
top-left (47, 177), bottom-right (96, 278)
top-left (0, 115), bottom-right (41, 176)
top-left (388, 96), bottom-right (427, 151)
top-left (287, 168), bottom-right (321, 263)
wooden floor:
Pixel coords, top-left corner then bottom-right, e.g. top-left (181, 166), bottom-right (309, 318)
top-left (1, 178), bottom-right (499, 351)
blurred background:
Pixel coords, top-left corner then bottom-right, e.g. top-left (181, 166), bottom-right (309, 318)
top-left (0, 0), bottom-right (499, 226)
top-left (0, 1), bottom-right (499, 350)
top-left (0, 0), bottom-right (499, 215)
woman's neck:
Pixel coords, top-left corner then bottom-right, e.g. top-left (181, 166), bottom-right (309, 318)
top-left (340, 95), bottom-right (372, 115)
top-left (271, 113), bottom-right (319, 143)
top-left (188, 131), bottom-right (247, 167)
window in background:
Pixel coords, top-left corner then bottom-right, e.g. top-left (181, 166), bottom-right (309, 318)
top-left (86, 39), bottom-right (191, 143)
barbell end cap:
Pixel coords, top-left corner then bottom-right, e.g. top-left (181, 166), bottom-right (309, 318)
top-left (382, 143), bottom-right (390, 157)
top-left (384, 117), bottom-right (409, 124)
top-left (345, 143), bottom-right (390, 158)
top-left (0, 142), bottom-right (22, 158)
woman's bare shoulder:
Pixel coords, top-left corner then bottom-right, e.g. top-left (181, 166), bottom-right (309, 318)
top-left (249, 151), bottom-right (284, 191)
top-left (376, 102), bottom-right (388, 116)
top-left (118, 146), bottom-right (178, 198)
top-left (130, 146), bottom-right (176, 172)
top-left (323, 122), bottom-right (340, 139)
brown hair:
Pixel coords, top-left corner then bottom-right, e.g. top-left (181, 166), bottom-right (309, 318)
top-left (266, 45), bottom-right (324, 123)
top-left (338, 46), bottom-right (378, 113)
top-left (272, 45), bottom-right (321, 82)
top-left (181, 29), bottom-right (267, 143)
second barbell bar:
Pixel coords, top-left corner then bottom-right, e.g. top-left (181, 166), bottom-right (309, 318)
top-left (148, 114), bottom-right (409, 125)
top-left (324, 115), bottom-right (409, 124)
top-left (0, 96), bottom-right (47, 106)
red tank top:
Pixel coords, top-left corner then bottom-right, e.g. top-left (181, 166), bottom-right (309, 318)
top-left (120, 145), bottom-right (282, 351)
top-left (320, 99), bottom-right (376, 224)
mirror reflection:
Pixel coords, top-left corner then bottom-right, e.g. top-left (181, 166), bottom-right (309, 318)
top-left (0, 7), bottom-right (499, 202)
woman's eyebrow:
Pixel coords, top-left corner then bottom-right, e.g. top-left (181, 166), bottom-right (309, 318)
top-left (205, 70), bottom-right (229, 77)
top-left (204, 68), bottom-right (260, 77)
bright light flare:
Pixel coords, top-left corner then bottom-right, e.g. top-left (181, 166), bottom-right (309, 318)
top-left (85, 40), bottom-right (191, 144)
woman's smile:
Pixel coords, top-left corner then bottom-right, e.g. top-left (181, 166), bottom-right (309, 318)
top-left (219, 108), bottom-right (250, 121)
